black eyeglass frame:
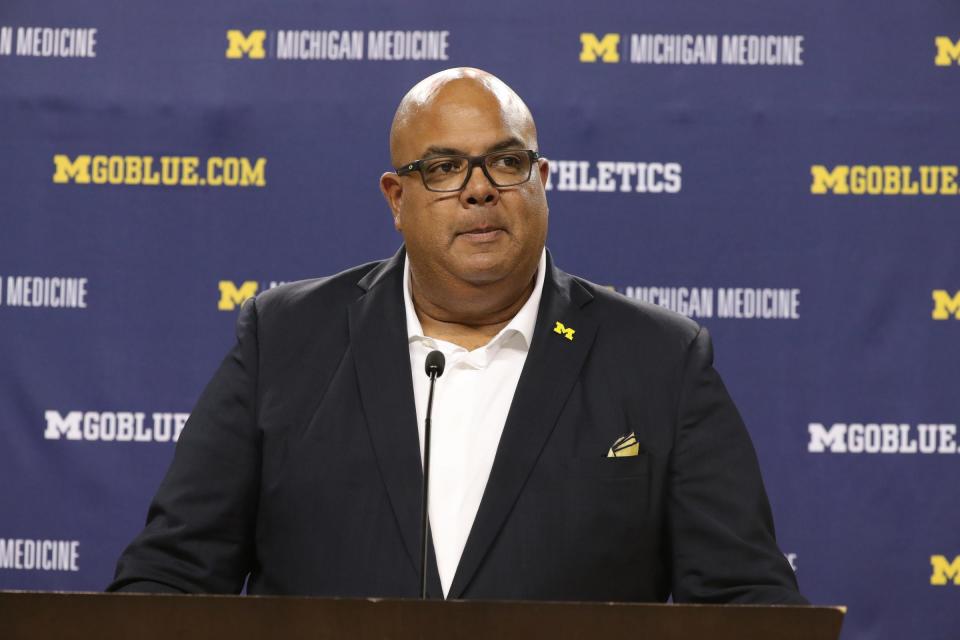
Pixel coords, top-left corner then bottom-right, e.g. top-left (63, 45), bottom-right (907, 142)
top-left (395, 150), bottom-right (542, 192)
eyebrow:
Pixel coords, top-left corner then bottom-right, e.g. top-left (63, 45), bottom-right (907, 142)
top-left (420, 137), bottom-right (527, 159)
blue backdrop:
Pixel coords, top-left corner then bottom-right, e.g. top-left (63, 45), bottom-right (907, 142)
top-left (2, 2), bottom-right (959, 638)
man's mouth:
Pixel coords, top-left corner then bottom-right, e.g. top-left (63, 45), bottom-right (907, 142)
top-left (458, 226), bottom-right (505, 242)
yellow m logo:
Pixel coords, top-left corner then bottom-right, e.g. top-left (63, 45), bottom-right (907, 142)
top-left (810, 165), bottom-right (850, 195)
top-left (218, 280), bottom-right (258, 310)
top-left (932, 290), bottom-right (960, 319)
top-left (553, 321), bottom-right (575, 341)
top-left (930, 555), bottom-right (960, 585)
top-left (226, 30), bottom-right (266, 59)
top-left (580, 33), bottom-right (620, 63)
top-left (52, 155), bottom-right (92, 184)
top-left (934, 36), bottom-right (960, 66)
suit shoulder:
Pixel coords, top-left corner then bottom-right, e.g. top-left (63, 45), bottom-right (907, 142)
top-left (251, 259), bottom-right (382, 323)
top-left (573, 275), bottom-right (702, 345)
top-left (236, 259), bottom-right (388, 373)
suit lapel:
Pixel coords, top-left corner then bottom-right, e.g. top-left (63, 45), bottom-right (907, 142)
top-left (348, 249), bottom-right (444, 598)
top-left (447, 257), bottom-right (597, 599)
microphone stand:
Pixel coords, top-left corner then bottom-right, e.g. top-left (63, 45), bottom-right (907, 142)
top-left (420, 350), bottom-right (444, 599)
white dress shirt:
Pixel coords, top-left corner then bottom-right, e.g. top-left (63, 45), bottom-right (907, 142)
top-left (404, 250), bottom-right (546, 597)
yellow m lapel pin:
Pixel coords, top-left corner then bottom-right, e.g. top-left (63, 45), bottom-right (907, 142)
top-left (553, 321), bottom-right (575, 341)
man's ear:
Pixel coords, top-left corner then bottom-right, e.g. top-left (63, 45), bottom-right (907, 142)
top-left (537, 157), bottom-right (549, 187)
top-left (379, 172), bottom-right (403, 230)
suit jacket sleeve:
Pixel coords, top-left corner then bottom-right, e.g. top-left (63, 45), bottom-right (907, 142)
top-left (668, 326), bottom-right (806, 604)
top-left (107, 297), bottom-right (262, 593)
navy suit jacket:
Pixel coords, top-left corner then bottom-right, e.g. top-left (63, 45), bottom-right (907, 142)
top-left (109, 248), bottom-right (804, 604)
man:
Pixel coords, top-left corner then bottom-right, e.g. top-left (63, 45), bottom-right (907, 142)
top-left (109, 68), bottom-right (805, 604)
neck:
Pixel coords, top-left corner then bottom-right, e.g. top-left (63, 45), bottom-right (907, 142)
top-left (409, 262), bottom-right (537, 351)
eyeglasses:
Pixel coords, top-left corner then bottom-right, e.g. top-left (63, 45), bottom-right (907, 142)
top-left (395, 149), bottom-right (541, 192)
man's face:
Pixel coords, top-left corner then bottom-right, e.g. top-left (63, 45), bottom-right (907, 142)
top-left (381, 82), bottom-right (549, 290)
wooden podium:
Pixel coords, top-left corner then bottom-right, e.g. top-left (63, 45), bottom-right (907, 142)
top-left (0, 591), bottom-right (844, 639)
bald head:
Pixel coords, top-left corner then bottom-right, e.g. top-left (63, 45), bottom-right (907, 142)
top-left (378, 67), bottom-right (550, 323)
top-left (389, 68), bottom-right (538, 167)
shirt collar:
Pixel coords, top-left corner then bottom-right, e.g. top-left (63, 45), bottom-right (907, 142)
top-left (403, 248), bottom-right (547, 350)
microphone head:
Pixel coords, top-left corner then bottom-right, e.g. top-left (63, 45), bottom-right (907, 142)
top-left (425, 350), bottom-right (445, 378)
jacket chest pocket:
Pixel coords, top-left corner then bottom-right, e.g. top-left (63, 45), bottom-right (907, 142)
top-left (566, 452), bottom-right (651, 480)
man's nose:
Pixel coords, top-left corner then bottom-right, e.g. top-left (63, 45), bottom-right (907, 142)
top-left (459, 163), bottom-right (499, 206)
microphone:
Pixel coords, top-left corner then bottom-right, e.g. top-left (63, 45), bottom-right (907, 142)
top-left (420, 349), bottom-right (445, 599)
top-left (425, 350), bottom-right (445, 379)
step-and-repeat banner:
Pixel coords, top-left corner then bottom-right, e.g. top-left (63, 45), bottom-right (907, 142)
top-left (1, 2), bottom-right (957, 638)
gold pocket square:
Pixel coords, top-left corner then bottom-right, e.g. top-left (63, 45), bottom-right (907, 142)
top-left (607, 432), bottom-right (640, 458)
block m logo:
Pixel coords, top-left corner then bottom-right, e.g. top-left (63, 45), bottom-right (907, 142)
top-left (44, 410), bottom-right (83, 440)
top-left (219, 281), bottom-right (258, 311)
top-left (932, 290), bottom-right (960, 319)
top-left (934, 36), bottom-right (960, 66)
top-left (226, 30), bottom-right (266, 59)
top-left (930, 555), bottom-right (960, 585)
top-left (580, 33), bottom-right (620, 63)
top-left (52, 155), bottom-right (92, 184)
top-left (810, 165), bottom-right (850, 194)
